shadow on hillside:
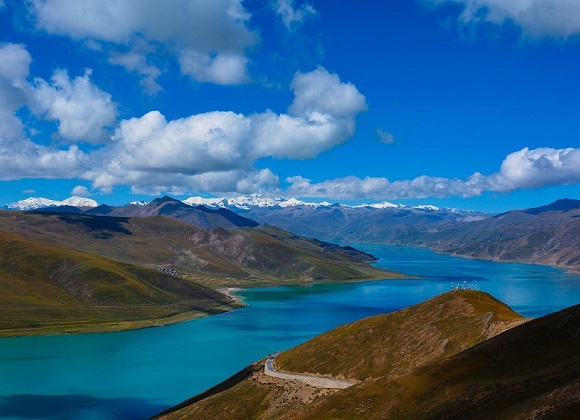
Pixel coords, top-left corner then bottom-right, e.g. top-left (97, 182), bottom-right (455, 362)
top-left (39, 213), bottom-right (133, 235)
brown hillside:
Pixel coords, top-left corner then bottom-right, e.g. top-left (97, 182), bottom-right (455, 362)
top-left (0, 229), bottom-right (240, 336)
top-left (0, 210), bottom-right (399, 287)
top-left (157, 290), bottom-right (529, 419)
top-left (299, 301), bottom-right (580, 419)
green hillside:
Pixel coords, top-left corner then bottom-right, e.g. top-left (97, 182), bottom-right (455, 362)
top-left (158, 290), bottom-right (557, 419)
top-left (0, 230), bottom-right (240, 336)
top-left (276, 290), bottom-right (523, 381)
top-left (300, 301), bottom-right (580, 419)
top-left (0, 211), bottom-right (401, 288)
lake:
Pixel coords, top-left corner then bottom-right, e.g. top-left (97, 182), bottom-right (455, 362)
top-left (1, 245), bottom-right (579, 419)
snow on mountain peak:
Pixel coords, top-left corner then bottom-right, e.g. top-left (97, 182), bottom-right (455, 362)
top-left (6, 196), bottom-right (98, 210)
top-left (183, 196), bottom-right (326, 209)
top-left (356, 201), bottom-right (402, 209)
top-left (60, 196), bottom-right (98, 207)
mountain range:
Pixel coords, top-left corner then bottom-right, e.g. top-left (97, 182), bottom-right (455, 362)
top-left (0, 197), bottom-right (400, 336)
top-left (5, 194), bottom-right (471, 212)
top-left (5, 195), bottom-right (579, 272)
top-left (5, 195), bottom-right (98, 210)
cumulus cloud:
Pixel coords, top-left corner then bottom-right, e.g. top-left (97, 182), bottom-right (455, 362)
top-left (289, 66), bottom-right (367, 117)
top-left (83, 66), bottom-right (367, 193)
top-left (0, 43), bottom-right (31, 81)
top-left (178, 50), bottom-right (249, 85)
top-left (28, 0), bottom-right (257, 88)
top-left (286, 147), bottom-right (580, 200)
top-left (0, 44), bottom-right (31, 144)
top-left (28, 69), bottom-right (117, 144)
top-left (0, 44), bottom-right (99, 180)
top-left (426, 0), bottom-right (580, 38)
top-left (71, 185), bottom-right (91, 197)
top-left (275, 0), bottom-right (317, 30)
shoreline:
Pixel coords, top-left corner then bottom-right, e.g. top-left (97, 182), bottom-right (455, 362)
top-left (217, 287), bottom-right (244, 303)
top-left (0, 275), bottom-right (415, 338)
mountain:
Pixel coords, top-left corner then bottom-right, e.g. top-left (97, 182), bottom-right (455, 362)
top-left (6, 196), bottom-right (98, 210)
top-left (237, 202), bottom-right (487, 244)
top-left (0, 210), bottom-right (398, 289)
top-left (398, 198), bottom-right (580, 273)
top-left (183, 195), bottom-right (333, 209)
top-left (37, 196), bottom-right (259, 229)
top-left (205, 197), bottom-right (579, 273)
top-left (0, 229), bottom-right (240, 337)
top-left (298, 299), bottom-right (580, 419)
top-left (86, 196), bottom-right (259, 229)
top-left (155, 290), bottom-right (580, 419)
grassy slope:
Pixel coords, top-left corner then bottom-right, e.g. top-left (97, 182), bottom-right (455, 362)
top-left (158, 291), bottom-right (535, 419)
top-left (0, 229), bottom-right (240, 336)
top-left (299, 302), bottom-right (580, 419)
top-left (276, 290), bottom-right (523, 381)
top-left (0, 211), bottom-right (401, 288)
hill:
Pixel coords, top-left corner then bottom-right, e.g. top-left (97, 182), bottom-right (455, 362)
top-left (157, 290), bottom-right (571, 419)
top-left (38, 196), bottom-right (260, 229)
top-left (233, 198), bottom-right (580, 273)
top-left (400, 198), bottom-right (580, 273)
top-left (0, 211), bottom-right (398, 289)
top-left (299, 299), bottom-right (580, 419)
top-left (0, 230), bottom-right (240, 337)
top-left (240, 203), bottom-right (486, 244)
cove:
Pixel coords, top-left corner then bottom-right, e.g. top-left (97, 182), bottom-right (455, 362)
top-left (1, 245), bottom-right (579, 419)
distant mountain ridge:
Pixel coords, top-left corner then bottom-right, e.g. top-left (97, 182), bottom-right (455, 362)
top-left (5, 194), bottom-right (478, 213)
top-left (182, 195), bottom-right (475, 213)
top-left (82, 196), bottom-right (259, 229)
top-left (5, 195), bottom-right (98, 210)
top-left (400, 198), bottom-right (580, 272)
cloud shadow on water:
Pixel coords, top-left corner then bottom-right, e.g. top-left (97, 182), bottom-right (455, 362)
top-left (0, 394), bottom-right (170, 420)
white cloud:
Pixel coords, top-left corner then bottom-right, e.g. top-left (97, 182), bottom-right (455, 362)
top-left (0, 44), bottom-right (31, 144)
top-left (427, 0), bottom-right (580, 38)
top-left (28, 0), bottom-right (257, 88)
top-left (71, 185), bottom-right (91, 197)
top-left (493, 147), bottom-right (580, 189)
top-left (28, 69), bottom-right (117, 144)
top-left (108, 51), bottom-right (161, 95)
top-left (0, 43), bottom-right (31, 81)
top-left (84, 67), bottom-right (367, 193)
top-left (377, 129), bottom-right (395, 144)
top-left (0, 44), bottom-right (94, 180)
top-left (178, 50), bottom-right (249, 85)
top-left (275, 0), bottom-right (317, 30)
top-left (286, 147), bottom-right (580, 200)
top-left (289, 66), bottom-right (367, 118)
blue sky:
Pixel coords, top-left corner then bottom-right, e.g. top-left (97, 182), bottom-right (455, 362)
top-left (0, 0), bottom-right (579, 212)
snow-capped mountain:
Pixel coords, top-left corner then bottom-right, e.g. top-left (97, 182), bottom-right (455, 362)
top-left (6, 196), bottom-right (98, 210)
top-left (60, 196), bottom-right (99, 207)
top-left (354, 201), bottom-right (403, 209)
top-left (182, 195), bottom-right (464, 212)
top-left (183, 196), bottom-right (332, 210)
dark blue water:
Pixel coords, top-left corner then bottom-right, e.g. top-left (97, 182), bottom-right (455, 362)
top-left (0, 245), bottom-right (579, 419)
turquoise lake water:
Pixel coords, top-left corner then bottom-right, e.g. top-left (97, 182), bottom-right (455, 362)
top-left (1, 245), bottom-right (579, 419)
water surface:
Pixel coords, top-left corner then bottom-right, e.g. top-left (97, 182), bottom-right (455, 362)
top-left (0, 245), bottom-right (579, 419)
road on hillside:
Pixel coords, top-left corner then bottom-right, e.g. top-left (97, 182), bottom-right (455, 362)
top-left (264, 352), bottom-right (355, 389)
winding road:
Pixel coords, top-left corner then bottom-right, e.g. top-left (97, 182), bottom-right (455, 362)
top-left (264, 352), bottom-right (355, 389)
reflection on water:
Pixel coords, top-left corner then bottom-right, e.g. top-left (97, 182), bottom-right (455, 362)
top-left (0, 245), bottom-right (579, 419)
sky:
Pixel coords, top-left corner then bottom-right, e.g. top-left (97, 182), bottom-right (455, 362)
top-left (0, 0), bottom-right (579, 212)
